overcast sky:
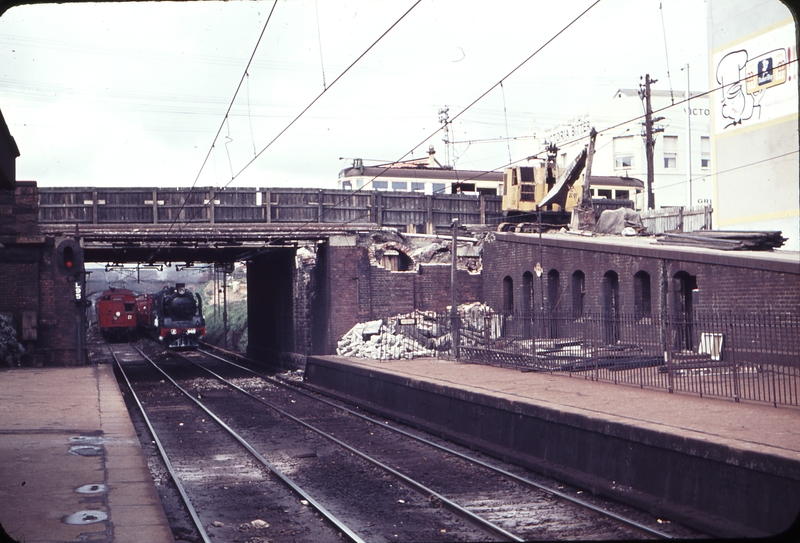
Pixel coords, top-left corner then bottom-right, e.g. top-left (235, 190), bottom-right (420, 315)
top-left (1, 0), bottom-right (711, 189)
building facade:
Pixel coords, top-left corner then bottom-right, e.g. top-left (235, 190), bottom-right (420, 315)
top-left (541, 89), bottom-right (713, 211)
top-left (708, 0), bottom-right (799, 251)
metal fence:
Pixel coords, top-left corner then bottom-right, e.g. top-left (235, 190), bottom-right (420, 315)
top-left (350, 309), bottom-right (800, 406)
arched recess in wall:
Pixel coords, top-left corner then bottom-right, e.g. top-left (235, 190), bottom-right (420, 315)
top-left (672, 271), bottom-right (698, 350)
top-left (522, 271), bottom-right (534, 316)
top-left (522, 271), bottom-right (534, 338)
top-left (378, 247), bottom-right (414, 271)
top-left (502, 275), bottom-right (514, 313)
top-left (547, 270), bottom-right (561, 311)
top-left (547, 270), bottom-right (561, 338)
top-left (602, 270), bottom-right (620, 344)
top-left (571, 270), bottom-right (585, 318)
top-left (634, 271), bottom-right (652, 321)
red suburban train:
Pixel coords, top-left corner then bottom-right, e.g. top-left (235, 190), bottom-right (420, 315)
top-left (95, 288), bottom-right (138, 341)
top-left (137, 283), bottom-right (206, 349)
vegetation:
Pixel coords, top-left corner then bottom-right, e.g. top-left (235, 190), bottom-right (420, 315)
top-left (0, 314), bottom-right (25, 367)
top-left (203, 299), bottom-right (248, 352)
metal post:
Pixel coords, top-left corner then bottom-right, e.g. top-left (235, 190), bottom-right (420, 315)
top-left (451, 218), bottom-right (460, 359)
top-left (223, 271), bottom-right (228, 350)
top-left (684, 64), bottom-right (693, 209)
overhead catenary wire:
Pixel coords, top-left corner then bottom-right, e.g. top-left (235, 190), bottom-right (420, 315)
top-left (151, 1), bottom-right (793, 256)
top-left (145, 0), bottom-right (422, 263)
top-left (233, 0), bottom-right (607, 242)
top-left (157, 1), bottom-right (424, 244)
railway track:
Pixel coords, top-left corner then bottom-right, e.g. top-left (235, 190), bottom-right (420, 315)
top-left (111, 342), bottom-right (704, 541)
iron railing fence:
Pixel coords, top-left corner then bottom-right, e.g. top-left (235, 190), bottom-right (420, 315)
top-left (344, 309), bottom-right (800, 406)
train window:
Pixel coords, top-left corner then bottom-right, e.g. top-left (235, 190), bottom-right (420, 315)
top-left (432, 183), bottom-right (446, 194)
top-left (373, 181), bottom-right (388, 190)
top-left (392, 181), bottom-right (408, 191)
top-left (411, 182), bottom-right (425, 193)
top-left (597, 189), bottom-right (612, 199)
top-left (616, 190), bottom-right (630, 200)
top-left (520, 167), bottom-right (534, 183)
top-left (124, 303), bottom-right (135, 312)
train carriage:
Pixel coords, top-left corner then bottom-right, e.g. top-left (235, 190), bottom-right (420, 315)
top-left (95, 288), bottom-right (138, 341)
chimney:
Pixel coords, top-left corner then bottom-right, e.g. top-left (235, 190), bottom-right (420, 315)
top-left (428, 145), bottom-right (436, 167)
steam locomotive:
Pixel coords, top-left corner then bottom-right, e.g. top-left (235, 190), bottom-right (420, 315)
top-left (95, 288), bottom-right (138, 341)
top-left (136, 283), bottom-right (206, 349)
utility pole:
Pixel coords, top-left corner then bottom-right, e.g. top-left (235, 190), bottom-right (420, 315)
top-left (450, 218), bottom-right (460, 359)
top-left (641, 74), bottom-right (664, 210)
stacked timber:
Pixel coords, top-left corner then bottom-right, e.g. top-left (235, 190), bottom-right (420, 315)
top-left (655, 230), bottom-right (787, 250)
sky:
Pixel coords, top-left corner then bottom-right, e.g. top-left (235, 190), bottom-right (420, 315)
top-left (0, 0), bottom-right (712, 190)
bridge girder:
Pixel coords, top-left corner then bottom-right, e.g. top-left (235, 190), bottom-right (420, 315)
top-left (39, 223), bottom-right (353, 264)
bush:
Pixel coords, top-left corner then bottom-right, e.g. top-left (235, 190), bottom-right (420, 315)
top-left (0, 315), bottom-right (25, 367)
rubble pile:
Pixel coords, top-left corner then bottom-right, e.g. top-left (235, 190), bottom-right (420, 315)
top-left (336, 302), bottom-right (500, 360)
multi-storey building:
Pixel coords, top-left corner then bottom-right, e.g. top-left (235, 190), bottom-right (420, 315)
top-left (540, 89), bottom-right (713, 211)
top-left (708, 0), bottom-right (798, 251)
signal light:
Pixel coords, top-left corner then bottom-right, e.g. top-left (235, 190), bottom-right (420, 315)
top-left (56, 239), bottom-right (83, 277)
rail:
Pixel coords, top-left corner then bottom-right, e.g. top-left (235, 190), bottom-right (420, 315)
top-left (341, 309), bottom-right (800, 407)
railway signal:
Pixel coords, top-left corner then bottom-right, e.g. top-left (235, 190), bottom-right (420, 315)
top-left (55, 239), bottom-right (83, 277)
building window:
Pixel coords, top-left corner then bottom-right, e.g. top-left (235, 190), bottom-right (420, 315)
top-left (391, 181), bottom-right (408, 191)
top-left (701, 136), bottom-right (710, 169)
top-left (663, 135), bottom-right (678, 169)
top-left (614, 136), bottom-right (633, 169)
top-left (633, 271), bottom-right (651, 320)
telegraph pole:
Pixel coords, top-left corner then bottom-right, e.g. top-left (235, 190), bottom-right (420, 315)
top-left (641, 74), bottom-right (664, 210)
top-left (450, 218), bottom-right (460, 359)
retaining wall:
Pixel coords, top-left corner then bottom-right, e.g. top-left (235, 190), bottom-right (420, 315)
top-left (304, 355), bottom-right (800, 538)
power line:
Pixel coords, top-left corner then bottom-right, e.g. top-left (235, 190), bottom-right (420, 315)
top-left (151, 0), bottom-right (424, 258)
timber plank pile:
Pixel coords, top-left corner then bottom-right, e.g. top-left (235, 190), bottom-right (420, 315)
top-left (656, 230), bottom-right (787, 250)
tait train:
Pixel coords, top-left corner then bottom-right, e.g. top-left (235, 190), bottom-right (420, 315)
top-left (136, 283), bottom-right (206, 349)
top-left (95, 288), bottom-right (138, 341)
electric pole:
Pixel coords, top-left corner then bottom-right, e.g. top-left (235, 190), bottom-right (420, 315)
top-left (641, 74), bottom-right (664, 210)
top-left (450, 218), bottom-right (460, 359)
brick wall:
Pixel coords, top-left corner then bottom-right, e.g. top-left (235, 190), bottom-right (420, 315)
top-left (481, 233), bottom-right (800, 316)
top-left (322, 236), bottom-right (483, 353)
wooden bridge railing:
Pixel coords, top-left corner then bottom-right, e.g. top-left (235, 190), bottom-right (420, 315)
top-left (38, 187), bottom-right (505, 232)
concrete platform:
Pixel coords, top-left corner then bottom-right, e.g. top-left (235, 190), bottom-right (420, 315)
top-left (304, 355), bottom-right (800, 539)
top-left (0, 365), bottom-right (173, 543)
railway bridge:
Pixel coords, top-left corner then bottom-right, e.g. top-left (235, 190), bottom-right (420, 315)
top-left (4, 182), bottom-right (500, 366)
